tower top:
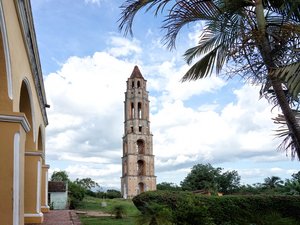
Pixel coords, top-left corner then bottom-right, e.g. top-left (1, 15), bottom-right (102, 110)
top-left (130, 65), bottom-right (144, 79)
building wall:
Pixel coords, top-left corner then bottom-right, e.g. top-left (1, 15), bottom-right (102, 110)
top-left (49, 192), bottom-right (68, 210)
top-left (0, 0), bottom-right (49, 224)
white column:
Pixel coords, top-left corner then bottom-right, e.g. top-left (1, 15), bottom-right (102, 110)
top-left (13, 132), bottom-right (20, 225)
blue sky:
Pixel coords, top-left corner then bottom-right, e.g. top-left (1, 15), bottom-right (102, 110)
top-left (31, 0), bottom-right (299, 189)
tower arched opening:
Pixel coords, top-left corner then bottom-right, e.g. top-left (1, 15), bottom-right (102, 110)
top-left (131, 102), bottom-right (134, 119)
top-left (138, 102), bottom-right (142, 119)
top-left (137, 80), bottom-right (140, 88)
top-left (137, 139), bottom-right (145, 154)
top-left (124, 160), bottom-right (127, 176)
top-left (137, 160), bottom-right (145, 176)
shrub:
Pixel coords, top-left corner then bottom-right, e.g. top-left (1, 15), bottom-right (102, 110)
top-left (133, 191), bottom-right (300, 225)
top-left (111, 204), bottom-right (127, 219)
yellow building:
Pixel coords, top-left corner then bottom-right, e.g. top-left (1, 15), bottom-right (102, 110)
top-left (0, 0), bottom-right (49, 224)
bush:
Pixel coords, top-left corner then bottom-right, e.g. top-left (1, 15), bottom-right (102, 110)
top-left (111, 204), bottom-right (127, 219)
top-left (68, 181), bottom-right (86, 209)
top-left (133, 191), bottom-right (300, 225)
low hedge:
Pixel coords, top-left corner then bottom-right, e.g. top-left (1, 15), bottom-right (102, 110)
top-left (132, 191), bottom-right (300, 225)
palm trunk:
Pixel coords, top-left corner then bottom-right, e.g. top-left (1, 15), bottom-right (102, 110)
top-left (255, 0), bottom-right (300, 159)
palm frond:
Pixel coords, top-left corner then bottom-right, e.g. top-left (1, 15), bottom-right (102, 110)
top-left (263, 0), bottom-right (300, 22)
top-left (273, 112), bottom-right (300, 160)
top-left (270, 61), bottom-right (300, 98)
top-left (181, 47), bottom-right (219, 81)
top-left (119, 0), bottom-right (172, 36)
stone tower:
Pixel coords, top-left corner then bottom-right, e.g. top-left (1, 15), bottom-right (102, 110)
top-left (121, 65), bottom-right (156, 199)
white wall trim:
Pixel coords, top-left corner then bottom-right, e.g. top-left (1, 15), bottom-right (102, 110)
top-left (36, 160), bottom-right (41, 213)
top-left (13, 132), bottom-right (20, 225)
top-left (24, 213), bottom-right (43, 218)
top-left (0, 0), bottom-right (13, 100)
top-left (0, 114), bottom-right (30, 132)
top-left (25, 151), bottom-right (43, 157)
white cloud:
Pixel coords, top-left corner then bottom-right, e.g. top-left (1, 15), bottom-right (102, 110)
top-left (107, 36), bottom-right (142, 57)
top-left (84, 0), bottom-right (102, 6)
top-left (44, 34), bottom-right (294, 188)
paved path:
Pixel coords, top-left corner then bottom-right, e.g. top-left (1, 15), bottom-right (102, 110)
top-left (40, 210), bottom-right (82, 225)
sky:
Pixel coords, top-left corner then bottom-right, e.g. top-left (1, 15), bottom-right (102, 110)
top-left (31, 0), bottom-right (299, 189)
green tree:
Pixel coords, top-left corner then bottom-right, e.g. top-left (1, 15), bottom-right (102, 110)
top-left (119, 0), bottom-right (300, 159)
top-left (106, 189), bottom-right (122, 199)
top-left (157, 182), bottom-right (182, 191)
top-left (292, 171), bottom-right (300, 182)
top-left (263, 176), bottom-right (284, 189)
top-left (180, 163), bottom-right (240, 194)
top-left (68, 181), bottom-right (86, 209)
top-left (51, 170), bottom-right (69, 182)
top-left (74, 177), bottom-right (99, 191)
top-left (218, 170), bottom-right (240, 194)
top-left (284, 179), bottom-right (300, 195)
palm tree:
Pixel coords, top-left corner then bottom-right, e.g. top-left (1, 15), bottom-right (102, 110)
top-left (263, 176), bottom-right (284, 189)
top-left (119, 0), bottom-right (300, 159)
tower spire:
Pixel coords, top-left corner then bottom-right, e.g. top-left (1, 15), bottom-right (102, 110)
top-left (130, 65), bottom-right (144, 79)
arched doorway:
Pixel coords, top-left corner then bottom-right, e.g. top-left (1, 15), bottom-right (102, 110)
top-left (138, 182), bottom-right (144, 194)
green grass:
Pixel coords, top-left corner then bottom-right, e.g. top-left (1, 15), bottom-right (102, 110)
top-left (80, 216), bottom-right (134, 225)
top-left (78, 196), bottom-right (139, 225)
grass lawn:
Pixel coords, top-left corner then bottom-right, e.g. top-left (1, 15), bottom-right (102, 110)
top-left (78, 196), bottom-right (139, 225)
top-left (80, 216), bottom-right (134, 225)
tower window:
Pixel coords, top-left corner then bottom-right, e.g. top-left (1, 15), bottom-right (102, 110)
top-left (137, 81), bottom-right (141, 88)
top-left (131, 102), bottom-right (134, 118)
top-left (139, 126), bottom-right (142, 132)
top-left (138, 102), bottom-right (142, 119)
top-left (132, 81), bottom-right (134, 88)
top-left (124, 160), bottom-right (127, 175)
top-left (131, 126), bottom-right (133, 133)
top-left (137, 139), bottom-right (145, 154)
top-left (137, 160), bottom-right (146, 176)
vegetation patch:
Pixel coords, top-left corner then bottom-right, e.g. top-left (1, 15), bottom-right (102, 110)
top-left (133, 191), bottom-right (300, 225)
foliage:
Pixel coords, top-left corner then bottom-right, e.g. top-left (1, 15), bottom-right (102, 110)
top-left (80, 216), bottom-right (133, 225)
top-left (135, 202), bottom-right (173, 225)
top-left (51, 170), bottom-right (69, 182)
top-left (68, 181), bottom-right (86, 209)
top-left (133, 191), bottom-right (300, 225)
top-left (119, 0), bottom-right (300, 159)
top-left (292, 171), bottom-right (300, 182)
top-left (133, 191), bottom-right (214, 225)
top-left (157, 182), bottom-right (182, 191)
top-left (180, 163), bottom-right (240, 194)
top-left (74, 177), bottom-right (99, 191)
top-left (111, 204), bottom-right (127, 219)
top-left (106, 189), bottom-right (122, 199)
top-left (262, 176), bottom-right (284, 189)
top-left (251, 211), bottom-right (299, 225)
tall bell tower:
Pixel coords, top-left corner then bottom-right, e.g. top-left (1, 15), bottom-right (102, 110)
top-left (121, 65), bottom-right (156, 199)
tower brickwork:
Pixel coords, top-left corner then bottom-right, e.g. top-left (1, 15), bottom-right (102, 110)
top-left (121, 66), bottom-right (156, 199)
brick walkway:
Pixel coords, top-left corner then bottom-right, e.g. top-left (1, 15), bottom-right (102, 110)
top-left (41, 210), bottom-right (82, 225)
